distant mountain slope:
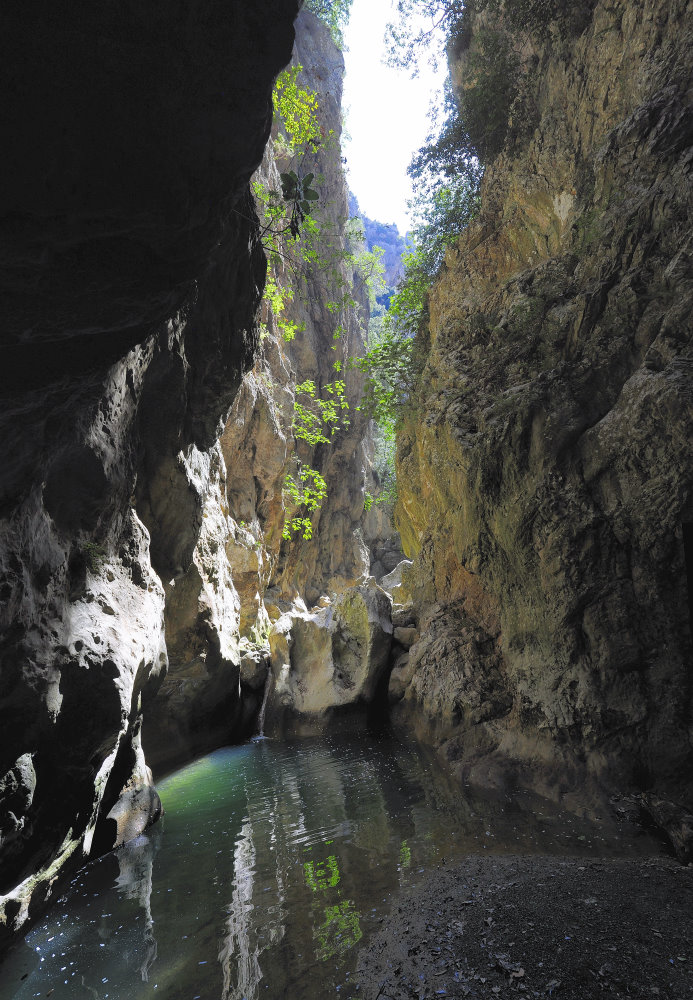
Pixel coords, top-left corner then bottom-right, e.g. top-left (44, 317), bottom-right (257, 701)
top-left (349, 192), bottom-right (410, 298)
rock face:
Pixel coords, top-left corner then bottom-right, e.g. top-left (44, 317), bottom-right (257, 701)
top-left (142, 9), bottom-right (385, 759)
top-left (268, 581), bottom-right (393, 722)
top-left (6, 0), bottom-right (690, 954)
top-left (0, 0), bottom-right (299, 945)
top-left (395, 0), bottom-right (693, 806)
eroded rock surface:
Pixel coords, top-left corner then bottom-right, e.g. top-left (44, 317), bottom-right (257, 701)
top-left (142, 10), bottom-right (385, 754)
top-left (0, 0), bottom-right (299, 944)
top-left (395, 0), bottom-right (693, 809)
top-left (268, 581), bottom-right (393, 724)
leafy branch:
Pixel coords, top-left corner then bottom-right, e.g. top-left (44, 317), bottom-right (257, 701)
top-left (303, 0), bottom-right (354, 49)
top-left (282, 464), bottom-right (328, 541)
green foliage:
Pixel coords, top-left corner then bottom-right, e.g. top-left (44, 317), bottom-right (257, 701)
top-left (456, 26), bottom-right (523, 162)
top-left (345, 217), bottom-right (387, 307)
top-left (385, 0), bottom-right (466, 74)
top-left (254, 66), bottom-right (329, 259)
top-left (261, 277), bottom-right (304, 342)
top-left (259, 64), bottom-right (383, 326)
top-left (408, 30), bottom-right (527, 169)
top-left (351, 167), bottom-right (478, 441)
top-left (82, 541), bottom-right (105, 573)
top-left (303, 0), bottom-right (354, 49)
top-left (273, 66), bottom-right (323, 154)
top-left (364, 425), bottom-right (398, 515)
top-left (352, 318), bottom-right (417, 440)
top-left (364, 478), bottom-right (398, 514)
top-left (282, 378), bottom-right (350, 543)
top-left (282, 463), bottom-right (328, 540)
top-left (386, 0), bottom-right (594, 74)
top-left (258, 53), bottom-right (388, 549)
top-left (408, 174), bottom-right (481, 277)
top-left (279, 169), bottom-right (321, 239)
top-left (388, 0), bottom-right (595, 167)
top-left (293, 379), bottom-right (350, 447)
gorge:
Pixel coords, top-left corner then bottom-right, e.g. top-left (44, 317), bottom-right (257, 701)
top-left (0, 0), bottom-right (692, 994)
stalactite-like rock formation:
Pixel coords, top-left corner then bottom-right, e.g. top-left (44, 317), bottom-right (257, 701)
top-left (395, 0), bottom-right (693, 819)
top-left (0, 0), bottom-right (299, 945)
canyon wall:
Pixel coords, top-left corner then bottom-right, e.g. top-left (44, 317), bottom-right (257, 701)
top-left (394, 0), bottom-right (693, 818)
top-left (0, 3), bottom-right (394, 946)
top-left (142, 9), bottom-right (392, 767)
top-left (3, 0), bottom-right (690, 952)
top-left (0, 0), bottom-right (299, 944)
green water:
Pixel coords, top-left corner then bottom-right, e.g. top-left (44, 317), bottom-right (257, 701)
top-left (1, 733), bottom-right (660, 999)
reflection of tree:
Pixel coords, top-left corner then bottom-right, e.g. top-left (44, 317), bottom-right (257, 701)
top-left (303, 846), bottom-right (364, 963)
top-left (216, 742), bottom-right (403, 995)
top-left (304, 855), bottom-right (341, 891)
top-left (315, 899), bottom-right (363, 961)
top-left (115, 833), bottom-right (159, 982)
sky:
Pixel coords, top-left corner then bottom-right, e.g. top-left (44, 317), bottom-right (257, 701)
top-left (342, 0), bottom-right (446, 235)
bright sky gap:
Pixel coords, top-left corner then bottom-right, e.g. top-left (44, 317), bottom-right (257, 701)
top-left (342, 0), bottom-right (446, 234)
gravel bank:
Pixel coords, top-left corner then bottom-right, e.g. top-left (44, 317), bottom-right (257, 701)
top-left (356, 855), bottom-right (693, 999)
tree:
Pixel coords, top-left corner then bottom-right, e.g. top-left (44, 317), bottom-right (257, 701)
top-left (385, 0), bottom-right (466, 74)
top-left (303, 0), bottom-right (354, 48)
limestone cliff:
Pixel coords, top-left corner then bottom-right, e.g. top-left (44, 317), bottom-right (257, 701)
top-left (0, 0), bottom-right (299, 944)
top-left (141, 10), bottom-right (392, 764)
top-left (395, 0), bottom-right (693, 816)
top-left (0, 3), bottom-right (394, 946)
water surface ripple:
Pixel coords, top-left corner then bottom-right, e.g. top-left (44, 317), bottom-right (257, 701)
top-left (1, 733), bottom-right (661, 999)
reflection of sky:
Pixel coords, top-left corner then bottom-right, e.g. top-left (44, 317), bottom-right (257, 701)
top-left (1, 736), bottom-right (663, 1000)
top-left (342, 0), bottom-right (447, 233)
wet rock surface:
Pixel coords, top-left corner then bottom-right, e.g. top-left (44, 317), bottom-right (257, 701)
top-left (357, 854), bottom-right (693, 999)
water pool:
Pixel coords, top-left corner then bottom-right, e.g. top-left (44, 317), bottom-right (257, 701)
top-left (0, 733), bottom-right (660, 999)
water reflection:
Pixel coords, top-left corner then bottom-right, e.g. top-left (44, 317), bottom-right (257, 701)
top-left (219, 820), bottom-right (262, 1000)
top-left (115, 833), bottom-right (158, 983)
top-left (0, 734), bottom-right (663, 1000)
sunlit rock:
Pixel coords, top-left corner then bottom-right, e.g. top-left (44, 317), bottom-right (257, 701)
top-left (394, 0), bottom-right (693, 811)
top-left (268, 581), bottom-right (393, 720)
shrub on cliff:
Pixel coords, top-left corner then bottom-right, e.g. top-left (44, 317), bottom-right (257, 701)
top-left (389, 0), bottom-right (595, 168)
top-left (352, 167), bottom-right (477, 440)
top-left (303, 0), bottom-right (353, 48)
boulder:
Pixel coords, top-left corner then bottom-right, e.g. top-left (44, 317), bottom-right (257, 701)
top-left (393, 626), bottom-right (419, 649)
top-left (101, 741), bottom-right (162, 850)
top-left (240, 650), bottom-right (270, 691)
top-left (380, 559), bottom-right (413, 593)
top-left (642, 794), bottom-right (693, 864)
top-left (268, 581), bottom-right (393, 717)
top-left (388, 652), bottom-right (414, 704)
